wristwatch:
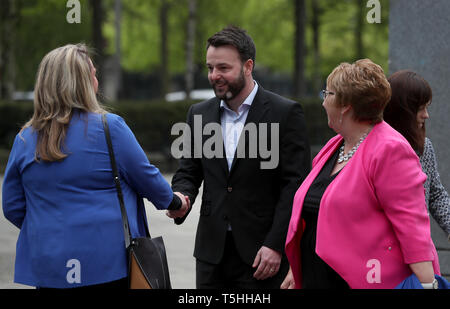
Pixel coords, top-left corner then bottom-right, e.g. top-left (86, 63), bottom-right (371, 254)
top-left (421, 278), bottom-right (438, 289)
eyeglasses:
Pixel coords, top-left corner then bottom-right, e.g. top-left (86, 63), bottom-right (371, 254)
top-left (319, 90), bottom-right (335, 100)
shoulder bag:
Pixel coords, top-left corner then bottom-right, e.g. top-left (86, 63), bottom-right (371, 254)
top-left (102, 113), bottom-right (172, 289)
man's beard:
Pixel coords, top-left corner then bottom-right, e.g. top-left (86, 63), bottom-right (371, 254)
top-left (211, 68), bottom-right (246, 102)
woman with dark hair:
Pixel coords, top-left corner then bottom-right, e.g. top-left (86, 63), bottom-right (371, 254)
top-left (384, 70), bottom-right (450, 240)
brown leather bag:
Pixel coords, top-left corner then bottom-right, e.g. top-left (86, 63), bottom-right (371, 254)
top-left (103, 114), bottom-right (172, 289)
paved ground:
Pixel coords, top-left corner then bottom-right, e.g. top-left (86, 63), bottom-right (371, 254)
top-left (1, 174), bottom-right (448, 288)
top-left (0, 174), bottom-right (200, 289)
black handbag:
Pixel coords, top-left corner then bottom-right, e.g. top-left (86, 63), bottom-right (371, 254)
top-left (102, 114), bottom-right (172, 289)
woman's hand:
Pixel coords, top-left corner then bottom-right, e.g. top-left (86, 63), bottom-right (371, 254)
top-left (280, 267), bottom-right (296, 289)
top-left (166, 192), bottom-right (190, 219)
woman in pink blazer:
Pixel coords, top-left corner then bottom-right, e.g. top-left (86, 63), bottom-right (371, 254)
top-left (283, 59), bottom-right (440, 289)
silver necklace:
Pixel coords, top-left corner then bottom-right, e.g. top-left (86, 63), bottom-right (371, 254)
top-left (338, 132), bottom-right (370, 163)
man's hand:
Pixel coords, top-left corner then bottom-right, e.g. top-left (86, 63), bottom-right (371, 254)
top-left (166, 192), bottom-right (190, 219)
top-left (252, 246), bottom-right (282, 280)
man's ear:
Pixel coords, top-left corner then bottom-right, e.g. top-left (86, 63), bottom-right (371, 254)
top-left (244, 59), bottom-right (254, 76)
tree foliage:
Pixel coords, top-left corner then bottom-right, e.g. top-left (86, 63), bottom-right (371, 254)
top-left (7, 0), bottom-right (389, 96)
top-left (14, 0), bottom-right (92, 90)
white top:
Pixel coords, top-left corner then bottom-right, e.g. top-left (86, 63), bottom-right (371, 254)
top-left (220, 81), bottom-right (259, 170)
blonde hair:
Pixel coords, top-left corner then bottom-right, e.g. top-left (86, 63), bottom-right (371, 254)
top-left (22, 43), bottom-right (106, 162)
top-left (327, 59), bottom-right (391, 124)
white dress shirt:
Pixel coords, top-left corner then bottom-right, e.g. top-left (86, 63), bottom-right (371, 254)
top-left (220, 81), bottom-right (259, 170)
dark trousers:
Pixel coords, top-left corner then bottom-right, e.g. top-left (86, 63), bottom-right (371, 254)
top-left (196, 232), bottom-right (289, 289)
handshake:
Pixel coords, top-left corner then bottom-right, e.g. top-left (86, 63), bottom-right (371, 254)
top-left (166, 192), bottom-right (191, 219)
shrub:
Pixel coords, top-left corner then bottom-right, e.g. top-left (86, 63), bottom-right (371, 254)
top-left (0, 98), bottom-right (334, 173)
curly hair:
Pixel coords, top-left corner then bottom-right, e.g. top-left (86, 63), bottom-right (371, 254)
top-left (327, 59), bottom-right (392, 124)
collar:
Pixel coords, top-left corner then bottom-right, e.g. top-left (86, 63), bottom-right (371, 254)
top-left (220, 80), bottom-right (258, 113)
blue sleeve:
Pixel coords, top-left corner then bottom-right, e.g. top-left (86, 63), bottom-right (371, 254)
top-left (107, 114), bottom-right (174, 210)
top-left (2, 135), bottom-right (26, 228)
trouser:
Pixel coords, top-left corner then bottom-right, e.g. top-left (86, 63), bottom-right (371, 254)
top-left (196, 232), bottom-right (289, 289)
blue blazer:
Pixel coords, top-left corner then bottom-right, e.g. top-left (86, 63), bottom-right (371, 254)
top-left (2, 112), bottom-right (174, 288)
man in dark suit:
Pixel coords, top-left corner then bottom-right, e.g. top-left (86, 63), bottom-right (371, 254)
top-left (167, 26), bottom-right (311, 288)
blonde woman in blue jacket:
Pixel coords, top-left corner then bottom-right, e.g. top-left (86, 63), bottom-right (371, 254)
top-left (2, 44), bottom-right (189, 288)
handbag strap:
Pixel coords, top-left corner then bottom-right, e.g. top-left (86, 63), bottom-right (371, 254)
top-left (102, 113), bottom-right (131, 249)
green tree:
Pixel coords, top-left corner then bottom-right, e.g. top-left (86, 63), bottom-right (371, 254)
top-left (294, 0), bottom-right (307, 98)
top-left (14, 0), bottom-right (92, 91)
top-left (185, 0), bottom-right (197, 98)
top-left (90, 0), bottom-right (106, 77)
top-left (0, 0), bottom-right (20, 99)
top-left (7, 0), bottom-right (389, 99)
top-left (308, 0), bottom-right (389, 87)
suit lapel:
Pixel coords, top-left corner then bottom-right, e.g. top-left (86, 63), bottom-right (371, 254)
top-left (203, 97), bottom-right (229, 177)
top-left (243, 86), bottom-right (270, 125)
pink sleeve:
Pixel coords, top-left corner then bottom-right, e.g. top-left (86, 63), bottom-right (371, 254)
top-left (369, 140), bottom-right (434, 264)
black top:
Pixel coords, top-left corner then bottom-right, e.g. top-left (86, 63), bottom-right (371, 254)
top-left (300, 148), bottom-right (349, 289)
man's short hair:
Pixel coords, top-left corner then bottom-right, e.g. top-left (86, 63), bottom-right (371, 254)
top-left (206, 25), bottom-right (256, 69)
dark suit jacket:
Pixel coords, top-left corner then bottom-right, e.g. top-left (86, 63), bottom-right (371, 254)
top-left (171, 85), bottom-right (311, 266)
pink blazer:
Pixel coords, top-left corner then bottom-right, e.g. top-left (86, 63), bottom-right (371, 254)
top-left (285, 121), bottom-right (440, 289)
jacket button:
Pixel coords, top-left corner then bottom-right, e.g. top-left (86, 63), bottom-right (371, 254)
top-left (388, 246), bottom-right (392, 251)
top-left (227, 187), bottom-right (233, 193)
